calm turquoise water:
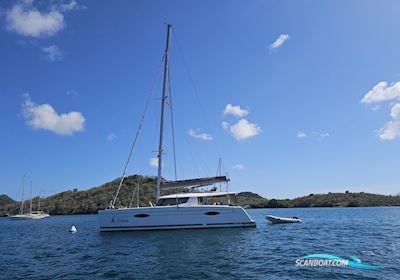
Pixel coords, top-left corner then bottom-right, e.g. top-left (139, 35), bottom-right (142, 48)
top-left (1, 207), bottom-right (399, 279)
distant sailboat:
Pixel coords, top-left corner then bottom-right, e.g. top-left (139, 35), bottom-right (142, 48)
top-left (9, 175), bottom-right (29, 220)
top-left (9, 177), bottom-right (50, 220)
top-left (30, 193), bottom-right (50, 219)
top-left (98, 24), bottom-right (256, 231)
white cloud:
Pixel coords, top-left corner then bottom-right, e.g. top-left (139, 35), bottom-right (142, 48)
top-left (22, 94), bottom-right (85, 135)
top-left (391, 103), bottom-right (400, 120)
top-left (66, 89), bottom-right (78, 96)
top-left (378, 121), bottom-right (400, 140)
top-left (317, 132), bottom-right (330, 141)
top-left (222, 121), bottom-right (229, 130)
top-left (6, 1), bottom-right (65, 38)
top-left (149, 157), bottom-right (159, 168)
top-left (188, 129), bottom-right (213, 141)
top-left (296, 132), bottom-right (307, 138)
top-left (225, 119), bottom-right (261, 141)
top-left (232, 164), bottom-right (245, 171)
top-left (107, 133), bottom-right (116, 141)
top-left (298, 131), bottom-right (330, 141)
top-left (371, 105), bottom-right (381, 111)
top-left (377, 103), bottom-right (400, 140)
top-left (41, 45), bottom-right (63, 61)
top-left (361, 81), bottom-right (400, 140)
top-left (223, 104), bottom-right (249, 118)
top-left (361, 81), bottom-right (400, 104)
top-left (270, 34), bottom-right (290, 49)
top-left (60, 0), bottom-right (79, 12)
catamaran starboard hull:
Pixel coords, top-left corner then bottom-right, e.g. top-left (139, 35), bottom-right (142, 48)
top-left (98, 206), bottom-right (256, 232)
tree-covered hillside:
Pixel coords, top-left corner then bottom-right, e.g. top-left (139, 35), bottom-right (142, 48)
top-left (0, 175), bottom-right (156, 216)
top-left (1, 175), bottom-right (399, 216)
top-left (263, 192), bottom-right (400, 208)
top-left (0, 194), bottom-right (15, 207)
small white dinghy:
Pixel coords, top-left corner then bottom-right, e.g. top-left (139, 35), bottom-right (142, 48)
top-left (266, 215), bottom-right (301, 224)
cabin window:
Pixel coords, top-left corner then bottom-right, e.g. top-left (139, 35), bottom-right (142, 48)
top-left (156, 197), bottom-right (189, 206)
top-left (178, 197), bottom-right (189, 204)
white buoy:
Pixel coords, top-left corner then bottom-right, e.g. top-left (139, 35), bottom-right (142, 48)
top-left (69, 225), bottom-right (77, 233)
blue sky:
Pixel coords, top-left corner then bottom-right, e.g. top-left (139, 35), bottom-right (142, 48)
top-left (1, 0), bottom-right (400, 199)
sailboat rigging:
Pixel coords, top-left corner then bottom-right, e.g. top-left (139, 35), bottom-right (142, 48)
top-left (9, 176), bottom-right (50, 220)
top-left (98, 24), bottom-right (256, 231)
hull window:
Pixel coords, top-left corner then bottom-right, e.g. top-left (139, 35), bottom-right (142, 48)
top-left (134, 213), bottom-right (150, 218)
top-left (204, 211), bottom-right (220, 216)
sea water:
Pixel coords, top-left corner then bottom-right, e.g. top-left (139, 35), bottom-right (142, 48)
top-left (1, 207), bottom-right (399, 279)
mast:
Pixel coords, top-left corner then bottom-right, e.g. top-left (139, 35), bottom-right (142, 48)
top-left (38, 188), bottom-right (41, 211)
top-left (156, 23), bottom-right (172, 200)
top-left (137, 180), bottom-right (140, 208)
top-left (29, 181), bottom-right (33, 214)
top-left (19, 175), bottom-right (25, 215)
top-left (217, 158), bottom-right (222, 192)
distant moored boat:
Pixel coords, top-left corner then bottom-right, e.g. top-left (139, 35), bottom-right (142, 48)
top-left (266, 215), bottom-right (301, 224)
top-left (9, 176), bottom-right (50, 220)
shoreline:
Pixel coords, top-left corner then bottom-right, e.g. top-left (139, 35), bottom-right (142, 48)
top-left (1, 205), bottom-right (399, 218)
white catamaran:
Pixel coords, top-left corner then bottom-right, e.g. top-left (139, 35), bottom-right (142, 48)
top-left (98, 24), bottom-right (256, 231)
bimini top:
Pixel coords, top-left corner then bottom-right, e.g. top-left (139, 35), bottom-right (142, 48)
top-left (160, 176), bottom-right (229, 190)
top-left (158, 191), bottom-right (238, 199)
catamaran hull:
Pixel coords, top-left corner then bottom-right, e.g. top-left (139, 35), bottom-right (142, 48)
top-left (98, 206), bottom-right (256, 232)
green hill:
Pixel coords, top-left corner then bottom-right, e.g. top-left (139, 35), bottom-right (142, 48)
top-left (235, 192), bottom-right (268, 208)
top-left (1, 175), bottom-right (399, 216)
top-left (0, 175), bottom-right (157, 216)
top-left (0, 194), bottom-right (15, 207)
top-left (260, 192), bottom-right (400, 208)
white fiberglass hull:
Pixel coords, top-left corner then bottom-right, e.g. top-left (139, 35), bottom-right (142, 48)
top-left (8, 214), bottom-right (32, 220)
top-left (266, 215), bottom-right (301, 224)
top-left (98, 205), bottom-right (256, 231)
top-left (9, 213), bottom-right (50, 220)
top-left (30, 213), bottom-right (50, 219)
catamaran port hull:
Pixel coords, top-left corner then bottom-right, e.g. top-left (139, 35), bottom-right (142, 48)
top-left (98, 206), bottom-right (256, 232)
